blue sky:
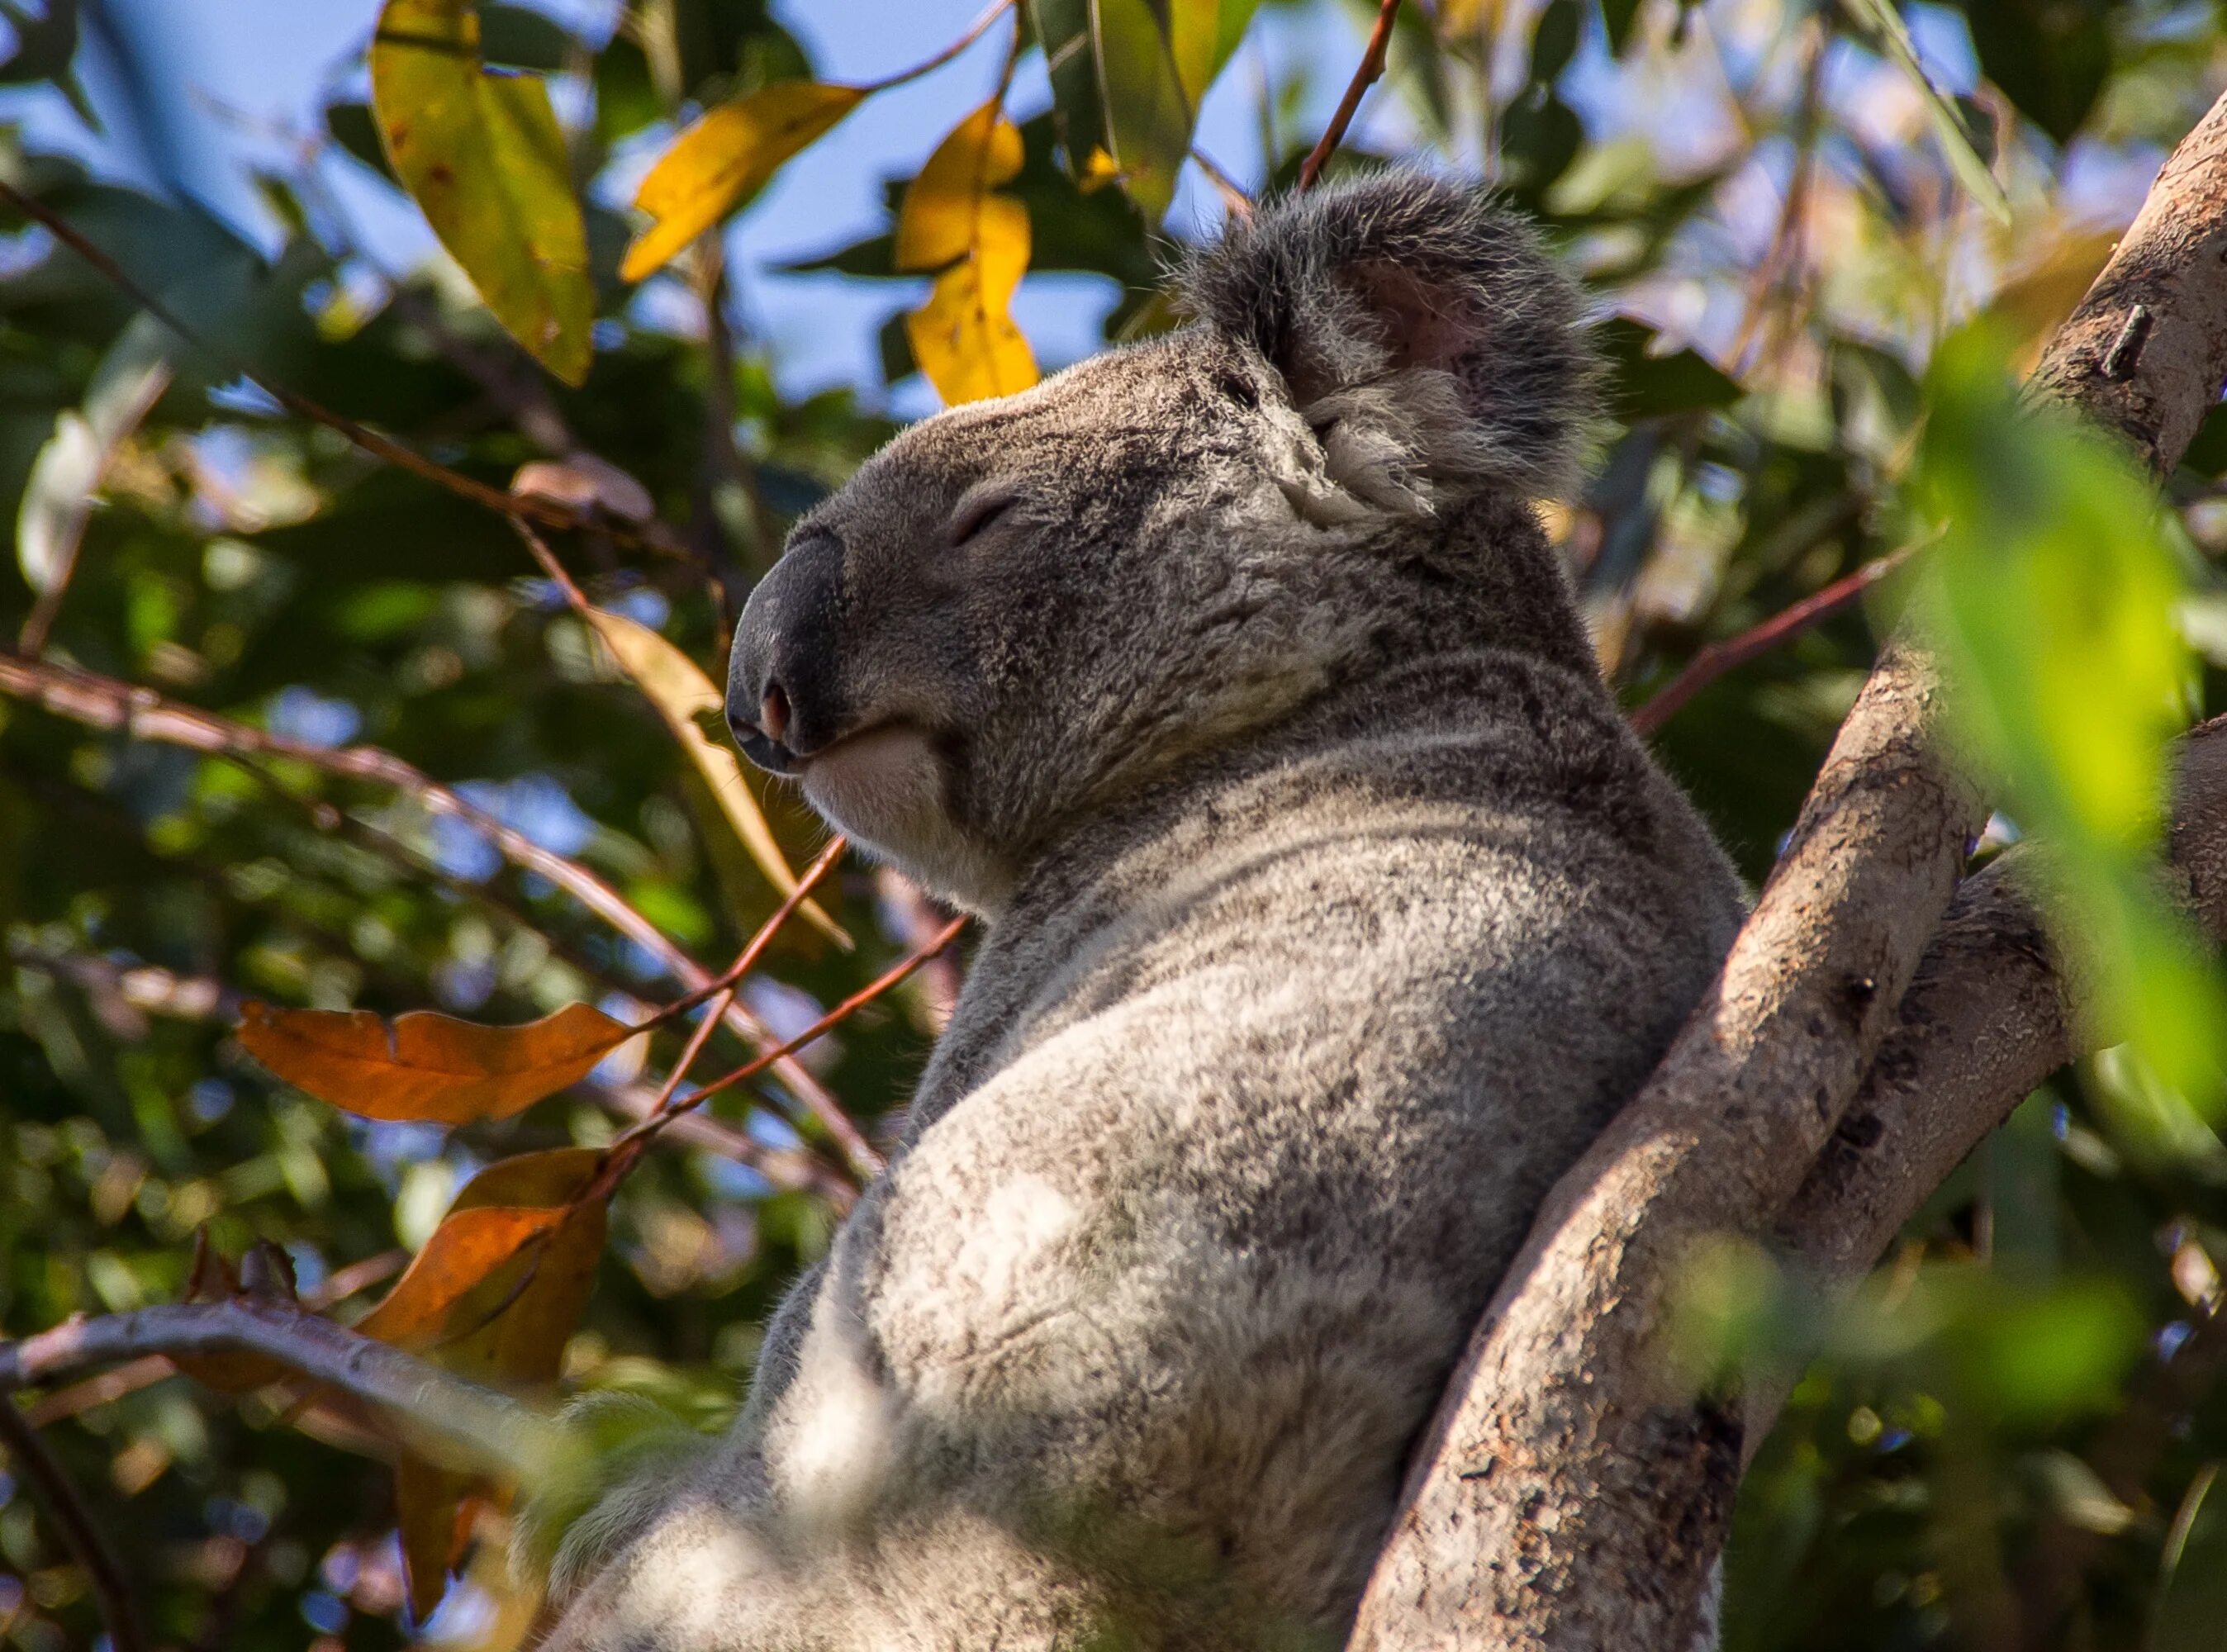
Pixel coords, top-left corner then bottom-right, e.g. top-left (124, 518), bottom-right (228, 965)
top-left (0, 0), bottom-right (1379, 414)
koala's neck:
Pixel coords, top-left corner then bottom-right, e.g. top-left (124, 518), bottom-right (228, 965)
top-left (909, 545), bottom-right (1620, 1126)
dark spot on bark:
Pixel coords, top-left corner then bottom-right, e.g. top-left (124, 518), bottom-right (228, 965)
top-left (1835, 1108), bottom-right (1884, 1151)
top-left (2104, 304), bottom-right (2153, 381)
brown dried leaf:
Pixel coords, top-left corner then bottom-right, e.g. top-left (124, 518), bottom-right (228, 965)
top-left (236, 1000), bottom-right (629, 1124)
top-left (358, 1148), bottom-right (610, 1616)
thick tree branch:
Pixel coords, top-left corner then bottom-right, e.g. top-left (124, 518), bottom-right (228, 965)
top-left (1351, 84), bottom-right (2227, 1651)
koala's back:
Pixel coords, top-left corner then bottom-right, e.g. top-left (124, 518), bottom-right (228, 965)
top-left (700, 648), bottom-right (1744, 1649)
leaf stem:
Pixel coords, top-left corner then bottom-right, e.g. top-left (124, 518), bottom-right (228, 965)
top-left (858, 0), bottom-right (1019, 94)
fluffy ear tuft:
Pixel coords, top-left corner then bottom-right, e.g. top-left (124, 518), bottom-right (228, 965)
top-left (1177, 170), bottom-right (1597, 501)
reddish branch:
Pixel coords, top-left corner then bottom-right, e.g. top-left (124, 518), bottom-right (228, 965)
top-left (1630, 544), bottom-right (1914, 736)
top-left (1299, 0), bottom-right (1404, 190)
top-left (661, 914), bottom-right (970, 1132)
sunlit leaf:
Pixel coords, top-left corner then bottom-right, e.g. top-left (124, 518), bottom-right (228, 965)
top-left (17, 322), bottom-right (169, 596)
top-left (1031, 0), bottom-right (1250, 222)
top-left (585, 606), bottom-right (849, 947)
top-left (236, 999), bottom-right (630, 1123)
top-left (358, 1147), bottom-right (610, 1615)
top-left (370, 0), bottom-right (593, 382)
top-left (619, 81), bottom-right (866, 282)
top-left (1912, 322), bottom-right (2224, 1113)
top-left (898, 102), bottom-right (1038, 406)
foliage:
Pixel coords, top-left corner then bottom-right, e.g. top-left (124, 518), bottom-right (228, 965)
top-left (1, 0), bottom-right (2226, 1649)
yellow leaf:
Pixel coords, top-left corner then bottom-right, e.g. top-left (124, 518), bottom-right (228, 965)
top-left (1077, 145), bottom-right (1123, 194)
top-left (358, 1148), bottom-right (610, 1617)
top-left (370, 0), bottom-right (592, 383)
top-left (620, 82), bottom-right (867, 283)
top-left (586, 607), bottom-right (849, 947)
top-left (236, 1000), bottom-right (629, 1124)
top-left (898, 102), bottom-right (1038, 406)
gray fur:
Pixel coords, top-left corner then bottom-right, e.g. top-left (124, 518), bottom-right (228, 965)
top-left (541, 172), bottom-right (1743, 1651)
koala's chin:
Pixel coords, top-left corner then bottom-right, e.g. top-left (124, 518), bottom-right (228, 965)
top-left (799, 725), bottom-right (1017, 914)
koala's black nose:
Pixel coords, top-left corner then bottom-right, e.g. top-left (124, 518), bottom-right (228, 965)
top-left (728, 533), bottom-right (845, 776)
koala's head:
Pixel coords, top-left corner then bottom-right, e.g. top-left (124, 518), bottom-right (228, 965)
top-left (727, 171), bottom-right (1595, 914)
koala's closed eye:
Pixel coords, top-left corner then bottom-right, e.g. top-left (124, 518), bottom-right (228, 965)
top-left (948, 491), bottom-right (1020, 546)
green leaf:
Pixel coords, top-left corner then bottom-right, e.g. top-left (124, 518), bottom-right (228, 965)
top-left (480, 2), bottom-right (573, 71)
top-left (1958, 0), bottom-right (2110, 145)
top-left (1599, 0), bottom-right (1641, 55)
top-left (1033, 0), bottom-right (1254, 227)
top-left (0, 0), bottom-right (94, 126)
top-left (370, 0), bottom-right (593, 384)
top-left (1912, 321), bottom-right (2224, 1113)
top-left (1598, 317), bottom-right (1743, 421)
top-left (1844, 0), bottom-right (2011, 224)
top-left (2153, 1465), bottom-right (2227, 1652)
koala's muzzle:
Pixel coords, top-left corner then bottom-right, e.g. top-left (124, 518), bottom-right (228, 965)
top-left (728, 533), bottom-right (847, 776)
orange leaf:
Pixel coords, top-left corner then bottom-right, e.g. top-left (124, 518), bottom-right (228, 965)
top-left (236, 1000), bottom-right (629, 1123)
top-left (359, 1148), bottom-right (610, 1616)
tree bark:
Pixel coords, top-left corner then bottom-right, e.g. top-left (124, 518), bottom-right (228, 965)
top-left (1351, 84), bottom-right (2227, 1651)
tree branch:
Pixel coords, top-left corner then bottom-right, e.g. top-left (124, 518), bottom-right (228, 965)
top-left (0, 178), bottom-right (693, 563)
top-left (1299, 0), bottom-right (1403, 190)
top-left (1351, 84), bottom-right (2227, 1651)
top-left (0, 648), bottom-right (871, 1179)
top-left (0, 1398), bottom-right (148, 1652)
top-left (0, 1299), bottom-right (558, 1481)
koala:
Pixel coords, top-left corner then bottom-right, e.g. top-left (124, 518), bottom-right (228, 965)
top-left (540, 172), bottom-right (1745, 1651)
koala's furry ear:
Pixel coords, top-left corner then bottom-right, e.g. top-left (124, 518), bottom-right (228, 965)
top-left (1177, 170), bottom-right (1596, 503)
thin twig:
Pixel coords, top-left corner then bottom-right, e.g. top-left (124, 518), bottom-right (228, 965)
top-left (659, 915), bottom-right (969, 1133)
top-left (591, 838), bottom-right (848, 1200)
top-left (857, 0), bottom-right (1019, 93)
top-left (1627, 544), bottom-right (1913, 737)
top-left (0, 647), bottom-right (871, 1172)
top-left (0, 178), bottom-right (691, 562)
top-left (0, 1398), bottom-right (148, 1652)
top-left (1298, 0), bottom-right (1404, 190)
top-left (0, 649), bottom-right (682, 980)
top-left (506, 521), bottom-right (880, 1172)
top-left (1191, 146), bottom-right (1256, 218)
